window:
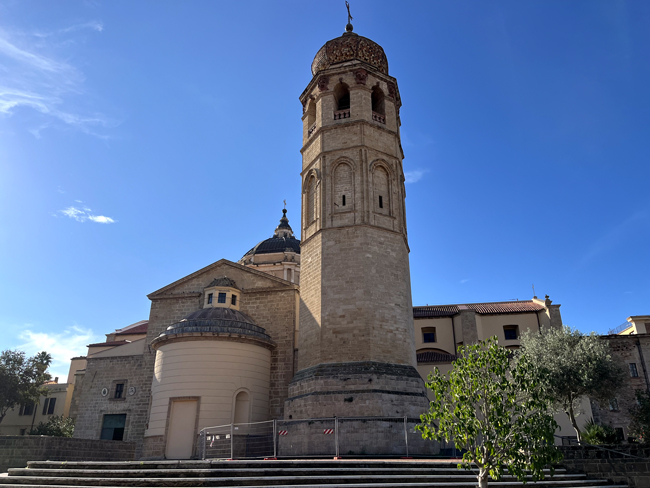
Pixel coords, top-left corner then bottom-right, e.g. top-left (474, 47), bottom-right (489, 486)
top-left (218, 292), bottom-right (227, 304)
top-left (231, 294), bottom-right (237, 306)
top-left (334, 82), bottom-right (350, 111)
top-left (422, 327), bottom-right (436, 343)
top-left (207, 293), bottom-right (213, 304)
top-left (503, 325), bottom-right (518, 340)
top-left (379, 195), bottom-right (383, 208)
top-left (307, 175), bottom-right (317, 223)
top-left (342, 195), bottom-right (346, 206)
top-left (233, 391), bottom-right (250, 424)
top-left (630, 363), bottom-right (639, 377)
top-left (42, 398), bottom-right (56, 415)
top-left (114, 383), bottom-right (124, 399)
top-left (615, 427), bottom-right (625, 441)
top-left (609, 398), bottom-right (619, 411)
top-left (19, 403), bottom-right (34, 416)
top-left (100, 414), bottom-right (126, 441)
top-left (371, 85), bottom-right (385, 115)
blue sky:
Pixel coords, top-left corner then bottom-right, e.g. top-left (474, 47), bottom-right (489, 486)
top-left (1, 0), bottom-right (648, 380)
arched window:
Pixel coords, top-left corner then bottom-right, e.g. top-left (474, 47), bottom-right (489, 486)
top-left (307, 175), bottom-right (317, 223)
top-left (333, 163), bottom-right (352, 211)
top-left (233, 391), bottom-right (250, 424)
top-left (371, 86), bottom-right (385, 115)
top-left (334, 82), bottom-right (350, 111)
top-left (373, 166), bottom-right (390, 215)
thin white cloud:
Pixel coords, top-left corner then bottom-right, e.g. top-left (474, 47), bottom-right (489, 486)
top-left (0, 23), bottom-right (117, 138)
top-left (404, 170), bottom-right (427, 184)
top-left (18, 325), bottom-right (100, 381)
top-left (60, 204), bottom-right (115, 224)
top-left (460, 279), bottom-right (470, 284)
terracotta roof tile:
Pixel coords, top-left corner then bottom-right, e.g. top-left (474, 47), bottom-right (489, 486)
top-left (115, 322), bottom-right (148, 335)
top-left (414, 300), bottom-right (544, 318)
top-left (87, 340), bottom-right (129, 347)
top-left (417, 352), bottom-right (458, 363)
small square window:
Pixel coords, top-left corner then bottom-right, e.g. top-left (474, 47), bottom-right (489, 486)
top-left (115, 383), bottom-right (124, 399)
top-left (422, 327), bottom-right (436, 343)
top-left (609, 398), bottom-right (619, 411)
top-left (207, 293), bottom-right (213, 304)
top-left (20, 403), bottom-right (34, 416)
top-left (630, 363), bottom-right (639, 377)
top-left (218, 292), bottom-right (227, 304)
top-left (231, 294), bottom-right (237, 306)
top-left (342, 195), bottom-right (346, 206)
top-left (503, 326), bottom-right (518, 341)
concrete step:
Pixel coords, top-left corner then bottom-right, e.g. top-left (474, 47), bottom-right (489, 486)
top-left (0, 476), bottom-right (615, 487)
top-left (5, 468), bottom-right (571, 478)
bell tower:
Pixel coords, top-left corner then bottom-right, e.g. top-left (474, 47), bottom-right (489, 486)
top-left (285, 21), bottom-right (428, 418)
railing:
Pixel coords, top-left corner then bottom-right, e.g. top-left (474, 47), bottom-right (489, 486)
top-left (199, 416), bottom-right (447, 459)
top-left (608, 321), bottom-right (633, 335)
top-left (555, 434), bottom-right (647, 460)
top-left (334, 109), bottom-right (350, 120)
top-left (308, 123), bottom-right (317, 137)
top-left (372, 111), bottom-right (386, 124)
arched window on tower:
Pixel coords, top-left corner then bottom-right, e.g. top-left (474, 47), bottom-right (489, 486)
top-left (333, 163), bottom-right (353, 211)
top-left (306, 100), bottom-right (317, 137)
top-left (307, 175), bottom-right (317, 224)
top-left (373, 166), bottom-right (390, 216)
top-left (371, 86), bottom-right (385, 124)
top-left (334, 82), bottom-right (350, 119)
top-left (233, 391), bottom-right (250, 424)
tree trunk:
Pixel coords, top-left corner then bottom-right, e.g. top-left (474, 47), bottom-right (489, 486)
top-left (567, 407), bottom-right (582, 443)
top-left (478, 469), bottom-right (489, 488)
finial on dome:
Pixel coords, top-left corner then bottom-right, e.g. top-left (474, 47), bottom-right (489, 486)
top-left (345, 1), bottom-right (354, 32)
top-left (274, 206), bottom-right (294, 238)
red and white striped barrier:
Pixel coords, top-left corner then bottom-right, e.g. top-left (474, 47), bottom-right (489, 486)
top-left (278, 430), bottom-right (288, 436)
top-left (323, 429), bottom-right (334, 435)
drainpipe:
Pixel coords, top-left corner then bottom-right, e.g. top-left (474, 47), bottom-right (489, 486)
top-left (635, 339), bottom-right (650, 392)
top-left (451, 315), bottom-right (457, 354)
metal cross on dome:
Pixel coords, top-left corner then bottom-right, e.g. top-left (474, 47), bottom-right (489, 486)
top-left (345, 1), bottom-right (353, 25)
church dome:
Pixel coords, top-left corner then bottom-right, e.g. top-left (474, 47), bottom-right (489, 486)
top-left (153, 307), bottom-right (274, 346)
top-left (311, 29), bottom-right (388, 76)
top-left (242, 208), bottom-right (300, 259)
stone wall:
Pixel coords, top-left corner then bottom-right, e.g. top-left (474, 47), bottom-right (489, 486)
top-left (591, 334), bottom-right (650, 438)
top-left (0, 436), bottom-right (135, 473)
top-left (559, 445), bottom-right (650, 488)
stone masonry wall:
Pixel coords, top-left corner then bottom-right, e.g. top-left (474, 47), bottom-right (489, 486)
top-left (591, 334), bottom-right (650, 438)
top-left (72, 354), bottom-right (149, 447)
top-left (0, 436), bottom-right (135, 473)
top-left (559, 445), bottom-right (650, 488)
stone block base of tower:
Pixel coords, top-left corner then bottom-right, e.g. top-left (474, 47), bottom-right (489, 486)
top-left (283, 361), bottom-right (429, 419)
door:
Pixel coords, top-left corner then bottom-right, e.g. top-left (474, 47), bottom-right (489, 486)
top-left (100, 414), bottom-right (126, 441)
top-left (165, 399), bottom-right (198, 459)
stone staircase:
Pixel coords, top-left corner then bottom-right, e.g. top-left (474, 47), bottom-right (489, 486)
top-left (0, 460), bottom-right (628, 488)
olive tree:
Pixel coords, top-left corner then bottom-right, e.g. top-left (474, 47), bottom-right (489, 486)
top-left (520, 326), bottom-right (626, 443)
top-left (417, 337), bottom-right (561, 488)
top-left (0, 350), bottom-right (52, 425)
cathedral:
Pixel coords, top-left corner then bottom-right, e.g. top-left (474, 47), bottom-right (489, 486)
top-left (68, 21), bottom-right (570, 459)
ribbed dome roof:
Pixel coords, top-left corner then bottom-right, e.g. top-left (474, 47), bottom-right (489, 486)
top-left (155, 307), bottom-right (274, 344)
top-left (242, 208), bottom-right (300, 259)
top-left (312, 31), bottom-right (388, 76)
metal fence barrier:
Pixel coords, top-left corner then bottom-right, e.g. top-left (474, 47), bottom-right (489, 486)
top-left (199, 416), bottom-right (445, 459)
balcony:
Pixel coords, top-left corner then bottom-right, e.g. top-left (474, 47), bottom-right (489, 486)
top-left (372, 112), bottom-right (386, 124)
top-left (333, 109), bottom-right (350, 120)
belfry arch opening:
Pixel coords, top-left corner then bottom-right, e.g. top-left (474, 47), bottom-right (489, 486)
top-left (306, 100), bottom-right (316, 133)
top-left (371, 86), bottom-right (385, 115)
top-left (306, 175), bottom-right (317, 223)
top-left (334, 82), bottom-right (350, 111)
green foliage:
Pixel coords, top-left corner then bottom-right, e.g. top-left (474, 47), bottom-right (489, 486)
top-left (29, 415), bottom-right (75, 437)
top-left (628, 390), bottom-right (650, 444)
top-left (417, 337), bottom-right (561, 487)
top-left (581, 418), bottom-right (619, 445)
top-left (0, 350), bottom-right (52, 425)
top-left (519, 326), bottom-right (626, 442)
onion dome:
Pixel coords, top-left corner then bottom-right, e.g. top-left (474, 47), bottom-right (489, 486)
top-left (311, 25), bottom-right (388, 76)
top-left (242, 208), bottom-right (300, 259)
top-left (151, 307), bottom-right (275, 349)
